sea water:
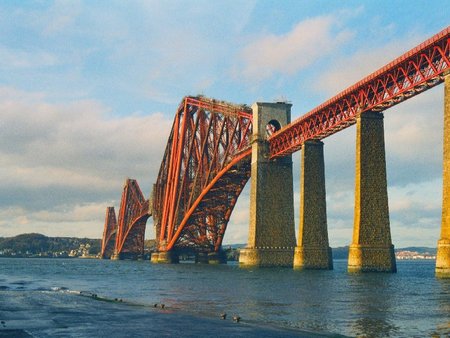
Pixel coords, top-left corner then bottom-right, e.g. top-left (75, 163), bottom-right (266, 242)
top-left (0, 258), bottom-right (448, 337)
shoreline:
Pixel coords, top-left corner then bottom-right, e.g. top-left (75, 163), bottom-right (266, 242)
top-left (0, 289), bottom-right (346, 337)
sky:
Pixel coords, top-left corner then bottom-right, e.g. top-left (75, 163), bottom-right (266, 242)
top-left (0, 1), bottom-right (449, 248)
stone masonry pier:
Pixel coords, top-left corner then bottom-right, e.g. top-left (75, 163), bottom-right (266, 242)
top-left (239, 102), bottom-right (296, 267)
top-left (348, 111), bottom-right (396, 273)
top-left (294, 140), bottom-right (332, 270)
top-left (437, 75), bottom-right (450, 278)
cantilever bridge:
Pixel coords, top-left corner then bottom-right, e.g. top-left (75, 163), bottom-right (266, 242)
top-left (101, 27), bottom-right (450, 276)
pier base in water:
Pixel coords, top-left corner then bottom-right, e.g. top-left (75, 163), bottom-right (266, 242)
top-left (110, 252), bottom-right (142, 260)
top-left (150, 251), bottom-right (179, 264)
top-left (293, 246), bottom-right (333, 270)
top-left (207, 251), bottom-right (227, 264)
top-left (348, 244), bottom-right (396, 273)
top-left (195, 251), bottom-right (227, 264)
top-left (239, 247), bottom-right (294, 268)
top-left (436, 240), bottom-right (450, 278)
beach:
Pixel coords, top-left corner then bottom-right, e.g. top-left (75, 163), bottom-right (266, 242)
top-left (0, 290), bottom-right (338, 337)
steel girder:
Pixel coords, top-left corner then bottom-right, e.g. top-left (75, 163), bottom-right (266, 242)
top-left (153, 96), bottom-right (252, 253)
top-left (269, 26), bottom-right (450, 158)
top-left (114, 179), bottom-right (150, 259)
top-left (100, 206), bottom-right (117, 259)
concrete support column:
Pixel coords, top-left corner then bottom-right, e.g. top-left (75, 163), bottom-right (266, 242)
top-left (239, 102), bottom-right (296, 267)
top-left (294, 140), bottom-right (333, 270)
top-left (437, 75), bottom-right (450, 278)
top-left (348, 111), bottom-right (396, 273)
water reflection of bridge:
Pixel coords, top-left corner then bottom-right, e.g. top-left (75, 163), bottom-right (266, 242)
top-left (101, 27), bottom-right (450, 277)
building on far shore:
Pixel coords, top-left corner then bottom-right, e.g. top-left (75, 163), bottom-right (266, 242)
top-left (395, 250), bottom-right (436, 260)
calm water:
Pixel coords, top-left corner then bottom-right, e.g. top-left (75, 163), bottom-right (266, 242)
top-left (0, 258), bottom-right (449, 337)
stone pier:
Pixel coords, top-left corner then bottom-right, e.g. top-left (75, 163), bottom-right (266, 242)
top-left (207, 251), bottom-right (227, 264)
top-left (239, 102), bottom-right (296, 267)
top-left (194, 252), bottom-right (227, 264)
top-left (437, 75), bottom-right (450, 278)
top-left (150, 252), bottom-right (159, 263)
top-left (151, 251), bottom-right (179, 264)
top-left (294, 140), bottom-right (333, 270)
top-left (348, 111), bottom-right (396, 273)
top-left (111, 252), bottom-right (143, 260)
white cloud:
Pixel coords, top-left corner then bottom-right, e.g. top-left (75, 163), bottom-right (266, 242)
top-left (0, 86), bottom-right (172, 237)
top-left (239, 15), bottom-right (353, 82)
top-left (313, 33), bottom-right (428, 96)
top-left (329, 225), bottom-right (354, 248)
top-left (0, 46), bottom-right (58, 69)
top-left (41, 0), bottom-right (82, 36)
top-left (33, 202), bottom-right (106, 223)
top-left (0, 86), bottom-right (172, 179)
top-left (391, 226), bottom-right (439, 248)
top-left (224, 185), bottom-right (250, 244)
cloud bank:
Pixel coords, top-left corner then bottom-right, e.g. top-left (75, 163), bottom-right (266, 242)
top-left (239, 15), bottom-right (353, 82)
top-left (0, 86), bottom-right (172, 237)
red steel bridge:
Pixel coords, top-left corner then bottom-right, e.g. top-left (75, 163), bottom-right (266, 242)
top-left (102, 26), bottom-right (450, 261)
top-left (101, 179), bottom-right (150, 259)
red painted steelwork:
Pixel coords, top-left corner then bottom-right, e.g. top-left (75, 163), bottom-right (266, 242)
top-left (111, 27), bottom-right (450, 257)
top-left (114, 179), bottom-right (150, 259)
top-left (153, 96), bottom-right (252, 253)
top-left (269, 26), bottom-right (450, 158)
top-left (100, 207), bottom-right (117, 259)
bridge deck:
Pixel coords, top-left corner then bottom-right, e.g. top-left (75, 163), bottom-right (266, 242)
top-left (269, 26), bottom-right (450, 158)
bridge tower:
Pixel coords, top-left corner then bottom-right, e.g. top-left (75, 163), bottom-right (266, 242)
top-left (437, 75), bottom-right (450, 278)
top-left (348, 111), bottom-right (396, 272)
top-left (239, 102), bottom-right (296, 267)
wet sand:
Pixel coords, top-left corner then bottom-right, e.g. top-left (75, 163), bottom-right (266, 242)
top-left (0, 291), bottom-right (344, 337)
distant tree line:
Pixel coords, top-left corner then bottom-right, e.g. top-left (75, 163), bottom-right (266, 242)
top-left (0, 233), bottom-right (101, 255)
top-left (0, 234), bottom-right (435, 259)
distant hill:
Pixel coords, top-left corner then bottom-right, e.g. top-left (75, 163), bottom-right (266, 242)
top-left (331, 246), bottom-right (437, 259)
top-left (397, 247), bottom-right (437, 254)
top-left (0, 233), bottom-right (101, 255)
top-left (223, 243), bottom-right (246, 249)
top-left (0, 234), bottom-right (437, 260)
top-left (0, 234), bottom-right (157, 257)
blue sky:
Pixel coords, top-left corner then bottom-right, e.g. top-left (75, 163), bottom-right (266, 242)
top-left (0, 1), bottom-right (449, 247)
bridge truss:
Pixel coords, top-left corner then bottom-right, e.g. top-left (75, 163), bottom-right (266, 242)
top-left (269, 26), bottom-right (450, 158)
top-left (100, 207), bottom-right (117, 259)
top-left (103, 27), bottom-right (450, 260)
top-left (113, 179), bottom-right (150, 259)
top-left (153, 97), bottom-right (253, 253)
